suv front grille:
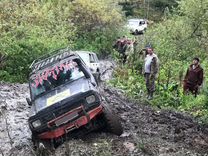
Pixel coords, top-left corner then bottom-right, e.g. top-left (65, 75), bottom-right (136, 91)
top-left (41, 99), bottom-right (84, 126)
top-left (47, 106), bottom-right (83, 128)
top-left (55, 111), bottom-right (78, 127)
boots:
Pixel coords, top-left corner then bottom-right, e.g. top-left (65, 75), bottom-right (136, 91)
top-left (147, 91), bottom-right (153, 100)
top-left (147, 90), bottom-right (150, 98)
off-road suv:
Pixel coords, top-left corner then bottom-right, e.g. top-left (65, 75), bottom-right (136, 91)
top-left (26, 48), bottom-right (123, 149)
top-left (127, 19), bottom-right (147, 34)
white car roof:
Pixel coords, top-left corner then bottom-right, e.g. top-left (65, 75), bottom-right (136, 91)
top-left (74, 51), bottom-right (97, 55)
top-left (128, 19), bottom-right (146, 22)
top-left (74, 51), bottom-right (99, 64)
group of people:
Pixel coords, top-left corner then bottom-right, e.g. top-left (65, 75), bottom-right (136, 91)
top-left (144, 44), bottom-right (204, 99)
top-left (113, 36), bottom-right (135, 64)
top-left (114, 39), bottom-right (204, 100)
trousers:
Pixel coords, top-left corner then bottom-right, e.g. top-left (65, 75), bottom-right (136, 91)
top-left (144, 73), bottom-right (156, 93)
top-left (183, 81), bottom-right (198, 97)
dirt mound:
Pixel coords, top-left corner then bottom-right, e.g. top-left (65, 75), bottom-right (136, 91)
top-left (102, 86), bottom-right (208, 155)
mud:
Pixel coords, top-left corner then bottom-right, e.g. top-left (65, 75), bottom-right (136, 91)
top-left (0, 60), bottom-right (208, 156)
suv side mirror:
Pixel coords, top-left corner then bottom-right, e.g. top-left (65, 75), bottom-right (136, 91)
top-left (90, 75), bottom-right (97, 87)
top-left (26, 98), bottom-right (32, 106)
top-left (91, 81), bottom-right (97, 87)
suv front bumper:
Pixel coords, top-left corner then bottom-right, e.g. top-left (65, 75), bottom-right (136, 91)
top-left (38, 105), bottom-right (103, 139)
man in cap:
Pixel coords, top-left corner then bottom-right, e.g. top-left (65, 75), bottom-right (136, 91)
top-left (183, 57), bottom-right (204, 97)
top-left (144, 43), bottom-right (159, 100)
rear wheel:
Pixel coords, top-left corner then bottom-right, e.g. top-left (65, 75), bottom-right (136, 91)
top-left (102, 105), bottom-right (123, 135)
top-left (135, 29), bottom-right (139, 35)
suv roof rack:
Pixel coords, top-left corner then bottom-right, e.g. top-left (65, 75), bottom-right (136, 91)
top-left (30, 47), bottom-right (78, 73)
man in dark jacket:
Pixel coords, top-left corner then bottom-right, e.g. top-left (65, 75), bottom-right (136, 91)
top-left (183, 57), bottom-right (204, 96)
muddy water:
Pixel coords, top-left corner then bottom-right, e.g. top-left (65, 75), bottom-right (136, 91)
top-left (0, 83), bottom-right (33, 156)
top-left (1, 60), bottom-right (208, 156)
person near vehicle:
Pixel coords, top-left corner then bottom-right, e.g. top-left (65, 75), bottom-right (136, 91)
top-left (144, 43), bottom-right (159, 100)
top-left (113, 37), bottom-right (122, 52)
top-left (125, 39), bottom-right (135, 64)
top-left (120, 36), bottom-right (129, 64)
top-left (113, 36), bottom-right (133, 64)
top-left (183, 57), bottom-right (204, 96)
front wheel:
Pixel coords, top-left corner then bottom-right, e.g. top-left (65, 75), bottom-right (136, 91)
top-left (102, 105), bottom-right (123, 136)
top-left (32, 133), bottom-right (55, 155)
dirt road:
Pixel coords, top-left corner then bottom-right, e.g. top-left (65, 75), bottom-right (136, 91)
top-left (0, 61), bottom-right (208, 156)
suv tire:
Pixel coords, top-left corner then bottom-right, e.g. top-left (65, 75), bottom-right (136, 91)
top-left (102, 105), bottom-right (123, 136)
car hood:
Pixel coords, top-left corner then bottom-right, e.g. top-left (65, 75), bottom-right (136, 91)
top-left (33, 77), bottom-right (91, 113)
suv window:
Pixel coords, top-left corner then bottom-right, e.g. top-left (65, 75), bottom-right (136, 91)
top-left (93, 54), bottom-right (99, 62)
top-left (77, 53), bottom-right (90, 63)
top-left (30, 59), bottom-right (84, 99)
top-left (89, 54), bottom-right (96, 63)
top-left (139, 21), bottom-right (145, 25)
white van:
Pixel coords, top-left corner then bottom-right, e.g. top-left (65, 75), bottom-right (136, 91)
top-left (127, 19), bottom-right (147, 34)
top-left (74, 51), bottom-right (101, 84)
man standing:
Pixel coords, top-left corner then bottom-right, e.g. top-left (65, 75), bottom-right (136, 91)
top-left (144, 44), bottom-right (159, 100)
top-left (113, 36), bottom-right (128, 64)
top-left (183, 57), bottom-right (204, 96)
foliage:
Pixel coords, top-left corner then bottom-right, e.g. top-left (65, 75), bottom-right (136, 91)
top-left (150, 0), bottom-right (177, 10)
top-left (0, 0), bottom-right (125, 82)
top-left (109, 66), bottom-right (145, 98)
top-left (119, 0), bottom-right (178, 21)
top-left (70, 0), bottom-right (125, 56)
top-left (0, 0), bottom-right (76, 82)
top-left (112, 0), bottom-right (208, 122)
top-left (69, 0), bottom-right (123, 33)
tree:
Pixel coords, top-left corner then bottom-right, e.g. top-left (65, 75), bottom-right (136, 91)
top-left (0, 0), bottom-right (76, 82)
top-left (69, 0), bottom-right (123, 33)
top-left (0, 0), bottom-right (126, 82)
top-left (150, 0), bottom-right (177, 10)
top-left (69, 0), bottom-right (125, 55)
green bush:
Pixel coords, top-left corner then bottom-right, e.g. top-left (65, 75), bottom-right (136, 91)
top-left (112, 0), bottom-right (208, 122)
top-left (0, 0), bottom-right (125, 82)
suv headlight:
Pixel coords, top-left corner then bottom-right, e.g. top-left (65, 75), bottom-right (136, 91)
top-left (86, 95), bottom-right (96, 104)
top-left (32, 120), bottom-right (41, 128)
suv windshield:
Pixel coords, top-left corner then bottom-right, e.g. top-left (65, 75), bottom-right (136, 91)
top-left (29, 59), bottom-right (84, 100)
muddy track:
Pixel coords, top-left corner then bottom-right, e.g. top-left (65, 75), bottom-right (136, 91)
top-left (0, 61), bottom-right (208, 156)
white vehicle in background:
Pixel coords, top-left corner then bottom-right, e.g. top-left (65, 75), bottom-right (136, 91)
top-left (75, 51), bottom-right (101, 84)
top-left (127, 19), bottom-right (148, 34)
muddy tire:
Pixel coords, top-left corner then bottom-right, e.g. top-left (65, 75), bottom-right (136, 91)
top-left (135, 29), bottom-right (139, 35)
top-left (32, 133), bottom-right (39, 150)
top-left (32, 133), bottom-right (55, 155)
top-left (102, 106), bottom-right (123, 136)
